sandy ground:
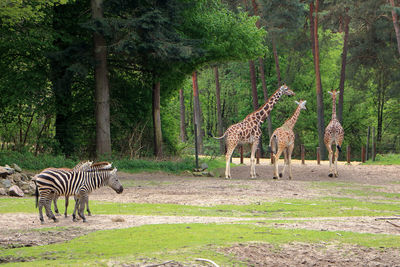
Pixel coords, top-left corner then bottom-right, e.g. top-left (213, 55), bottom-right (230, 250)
top-left (1, 161), bottom-right (400, 266)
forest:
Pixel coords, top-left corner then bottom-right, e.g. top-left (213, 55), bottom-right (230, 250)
top-left (1, 0), bottom-right (399, 161)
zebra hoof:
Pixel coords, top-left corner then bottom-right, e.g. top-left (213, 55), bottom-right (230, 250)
top-left (53, 218), bottom-right (59, 223)
top-left (328, 173), bottom-right (333, 177)
top-left (87, 213), bottom-right (92, 216)
top-left (279, 173), bottom-right (282, 178)
top-left (82, 219), bottom-right (87, 223)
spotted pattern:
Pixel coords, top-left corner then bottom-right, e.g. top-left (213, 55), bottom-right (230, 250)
top-left (216, 85), bottom-right (295, 179)
top-left (324, 90), bottom-right (344, 177)
top-left (270, 100), bottom-right (306, 179)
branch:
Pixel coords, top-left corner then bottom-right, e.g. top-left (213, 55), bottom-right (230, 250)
top-left (144, 260), bottom-right (174, 267)
top-left (195, 258), bottom-right (220, 267)
top-left (386, 220), bottom-right (400, 229)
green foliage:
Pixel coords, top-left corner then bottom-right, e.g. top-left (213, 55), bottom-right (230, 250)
top-left (0, 151), bottom-right (77, 170)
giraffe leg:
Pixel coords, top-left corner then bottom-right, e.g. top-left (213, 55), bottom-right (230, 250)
top-left (280, 149), bottom-right (288, 178)
top-left (225, 140), bottom-right (238, 179)
top-left (273, 147), bottom-right (284, 179)
top-left (250, 140), bottom-right (259, 179)
top-left (334, 140), bottom-right (343, 177)
top-left (326, 143), bottom-right (334, 177)
top-left (287, 143), bottom-right (294, 180)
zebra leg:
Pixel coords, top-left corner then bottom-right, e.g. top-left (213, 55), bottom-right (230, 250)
top-left (78, 196), bottom-right (87, 222)
top-left (53, 195), bottom-right (61, 216)
top-left (86, 197), bottom-right (91, 216)
top-left (38, 198), bottom-right (45, 224)
top-left (72, 196), bottom-right (80, 222)
top-left (44, 194), bottom-right (58, 223)
top-left (64, 195), bottom-right (69, 218)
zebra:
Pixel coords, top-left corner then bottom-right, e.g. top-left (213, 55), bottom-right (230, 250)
top-left (38, 160), bottom-right (94, 217)
top-left (35, 167), bottom-right (123, 223)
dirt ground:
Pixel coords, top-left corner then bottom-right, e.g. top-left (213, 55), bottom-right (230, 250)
top-left (1, 161), bottom-right (400, 266)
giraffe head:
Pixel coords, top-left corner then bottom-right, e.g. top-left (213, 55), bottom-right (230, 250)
top-left (279, 84), bottom-right (295, 97)
top-left (328, 90), bottom-right (339, 100)
top-left (295, 100), bottom-right (307, 110)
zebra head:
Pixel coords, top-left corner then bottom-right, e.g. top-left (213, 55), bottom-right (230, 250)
top-left (107, 168), bottom-right (123, 194)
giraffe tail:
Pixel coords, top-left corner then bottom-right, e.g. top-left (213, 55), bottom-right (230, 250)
top-left (270, 135), bottom-right (278, 154)
top-left (337, 145), bottom-right (342, 153)
top-left (212, 131), bottom-right (227, 140)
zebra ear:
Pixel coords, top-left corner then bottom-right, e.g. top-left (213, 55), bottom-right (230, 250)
top-left (111, 168), bottom-right (117, 175)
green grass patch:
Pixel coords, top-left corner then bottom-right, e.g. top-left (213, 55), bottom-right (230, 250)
top-left (3, 197), bottom-right (400, 219)
top-left (1, 223), bottom-right (400, 266)
top-left (363, 153), bottom-right (400, 165)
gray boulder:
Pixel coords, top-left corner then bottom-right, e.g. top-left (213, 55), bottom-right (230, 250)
top-left (1, 179), bottom-right (12, 189)
top-left (11, 163), bottom-right (22, 173)
top-left (0, 188), bottom-right (6, 196)
top-left (8, 185), bottom-right (24, 197)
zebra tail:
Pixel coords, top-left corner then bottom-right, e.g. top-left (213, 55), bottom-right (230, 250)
top-left (34, 180), bottom-right (38, 208)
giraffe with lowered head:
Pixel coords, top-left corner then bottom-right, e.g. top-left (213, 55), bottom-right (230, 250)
top-left (324, 90), bottom-right (344, 177)
top-left (270, 100), bottom-right (307, 180)
top-left (214, 85), bottom-right (295, 179)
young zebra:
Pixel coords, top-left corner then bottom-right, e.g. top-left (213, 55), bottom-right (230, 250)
top-left (35, 168), bottom-right (123, 223)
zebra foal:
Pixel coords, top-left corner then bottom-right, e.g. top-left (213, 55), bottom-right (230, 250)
top-left (35, 168), bottom-right (123, 223)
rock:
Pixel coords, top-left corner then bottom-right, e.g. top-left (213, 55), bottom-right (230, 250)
top-left (0, 167), bottom-right (8, 178)
top-left (192, 171), bottom-right (203, 177)
top-left (11, 163), bottom-right (22, 173)
top-left (0, 188), bottom-right (6, 195)
top-left (201, 163), bottom-right (208, 170)
top-left (1, 179), bottom-right (12, 189)
top-left (20, 173), bottom-right (29, 181)
top-left (8, 185), bottom-right (24, 197)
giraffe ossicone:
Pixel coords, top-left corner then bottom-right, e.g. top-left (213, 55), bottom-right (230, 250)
top-left (270, 99), bottom-right (307, 180)
top-left (214, 84), bottom-right (295, 179)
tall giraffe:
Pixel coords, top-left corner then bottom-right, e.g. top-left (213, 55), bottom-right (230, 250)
top-left (214, 85), bottom-right (295, 179)
top-left (270, 100), bottom-right (307, 180)
top-left (324, 90), bottom-right (344, 177)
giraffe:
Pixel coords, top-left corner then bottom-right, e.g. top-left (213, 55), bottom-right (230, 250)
top-left (324, 90), bottom-right (344, 177)
top-left (270, 100), bottom-right (307, 179)
top-left (214, 85), bottom-right (295, 179)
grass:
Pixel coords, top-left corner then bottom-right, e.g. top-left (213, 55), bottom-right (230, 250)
top-left (3, 197), bottom-right (400, 219)
top-left (1, 223), bottom-right (400, 266)
top-left (363, 153), bottom-right (400, 165)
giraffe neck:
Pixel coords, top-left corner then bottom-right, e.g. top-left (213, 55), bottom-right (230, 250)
top-left (331, 96), bottom-right (337, 120)
top-left (249, 88), bottom-right (283, 123)
top-left (283, 105), bottom-right (302, 130)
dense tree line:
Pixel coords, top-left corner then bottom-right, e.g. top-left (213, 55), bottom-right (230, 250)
top-left (0, 0), bottom-right (399, 160)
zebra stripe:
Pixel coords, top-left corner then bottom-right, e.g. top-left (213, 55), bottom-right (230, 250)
top-left (35, 168), bottom-right (122, 223)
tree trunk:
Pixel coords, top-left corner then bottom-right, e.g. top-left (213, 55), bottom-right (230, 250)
top-left (214, 66), bottom-right (224, 154)
top-left (192, 71), bottom-right (203, 154)
top-left (249, 60), bottom-right (264, 157)
top-left (389, 0), bottom-right (400, 56)
top-left (312, 0), bottom-right (326, 159)
top-left (337, 8), bottom-right (350, 124)
top-left (152, 81), bottom-right (163, 157)
top-left (179, 89), bottom-right (186, 142)
top-left (259, 58), bottom-right (273, 139)
top-left (271, 37), bottom-right (282, 86)
top-left (92, 0), bottom-right (111, 157)
top-left (51, 4), bottom-right (74, 156)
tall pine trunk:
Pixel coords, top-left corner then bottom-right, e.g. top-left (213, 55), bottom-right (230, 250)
top-left (214, 67), bottom-right (224, 154)
top-left (92, 0), bottom-right (111, 157)
top-left (259, 58), bottom-right (273, 139)
top-left (389, 0), bottom-right (400, 56)
top-left (179, 89), bottom-right (186, 142)
top-left (192, 71), bottom-right (203, 154)
top-left (152, 81), bottom-right (163, 157)
top-left (249, 60), bottom-right (264, 157)
top-left (311, 0), bottom-right (326, 159)
top-left (337, 8), bottom-right (350, 124)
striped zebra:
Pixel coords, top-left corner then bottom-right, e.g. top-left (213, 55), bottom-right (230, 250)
top-left (39, 160), bottom-right (94, 217)
top-left (35, 167), bottom-right (123, 223)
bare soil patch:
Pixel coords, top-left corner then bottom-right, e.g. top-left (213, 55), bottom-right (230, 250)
top-left (2, 162), bottom-right (400, 266)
